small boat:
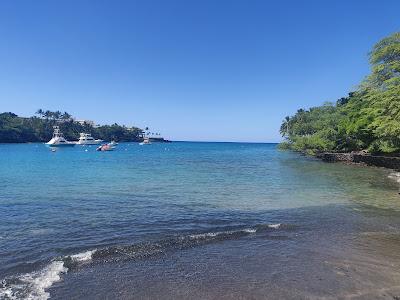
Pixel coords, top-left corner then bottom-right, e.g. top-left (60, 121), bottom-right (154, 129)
top-left (76, 133), bottom-right (103, 145)
top-left (139, 137), bottom-right (151, 145)
top-left (46, 126), bottom-right (76, 147)
top-left (109, 141), bottom-right (118, 147)
top-left (96, 144), bottom-right (115, 151)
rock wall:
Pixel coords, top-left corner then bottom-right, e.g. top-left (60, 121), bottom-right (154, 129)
top-left (316, 153), bottom-right (400, 170)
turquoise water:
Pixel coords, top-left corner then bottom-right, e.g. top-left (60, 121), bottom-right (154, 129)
top-left (1, 142), bottom-right (400, 299)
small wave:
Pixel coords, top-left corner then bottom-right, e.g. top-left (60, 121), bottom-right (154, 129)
top-left (187, 225), bottom-right (279, 239)
top-left (0, 223), bottom-right (290, 299)
top-left (0, 261), bottom-right (67, 300)
top-left (268, 223), bottom-right (281, 229)
top-left (0, 249), bottom-right (94, 300)
top-left (188, 228), bottom-right (253, 240)
top-left (189, 232), bottom-right (220, 239)
top-left (188, 224), bottom-right (281, 239)
top-left (69, 250), bottom-right (96, 263)
top-left (93, 223), bottom-right (290, 262)
top-left (243, 228), bottom-right (257, 233)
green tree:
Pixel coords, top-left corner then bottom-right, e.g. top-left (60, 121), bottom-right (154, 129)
top-left (280, 31), bottom-right (400, 154)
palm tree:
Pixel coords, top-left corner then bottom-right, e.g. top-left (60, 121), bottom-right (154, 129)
top-left (62, 111), bottom-right (71, 120)
top-left (35, 109), bottom-right (44, 118)
top-left (280, 116), bottom-right (291, 137)
top-left (285, 116), bottom-right (290, 136)
top-left (54, 111), bottom-right (62, 120)
top-left (44, 110), bottom-right (51, 120)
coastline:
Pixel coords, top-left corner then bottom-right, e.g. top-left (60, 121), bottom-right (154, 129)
top-left (316, 152), bottom-right (400, 170)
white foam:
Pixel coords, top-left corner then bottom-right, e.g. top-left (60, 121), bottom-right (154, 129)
top-left (389, 172), bottom-right (400, 177)
top-left (388, 172), bottom-right (400, 183)
top-left (23, 261), bottom-right (67, 300)
top-left (0, 249), bottom-right (96, 300)
top-left (190, 228), bottom-right (259, 239)
top-left (0, 261), bottom-right (67, 300)
top-left (70, 250), bottom-right (96, 262)
top-left (268, 223), bottom-right (281, 229)
top-left (189, 232), bottom-right (220, 239)
top-left (0, 286), bottom-right (17, 300)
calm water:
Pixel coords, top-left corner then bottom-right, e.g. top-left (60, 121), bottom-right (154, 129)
top-left (1, 142), bottom-right (400, 299)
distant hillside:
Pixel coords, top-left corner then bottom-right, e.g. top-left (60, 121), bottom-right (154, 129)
top-left (0, 110), bottom-right (142, 143)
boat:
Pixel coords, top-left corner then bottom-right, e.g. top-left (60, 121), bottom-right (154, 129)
top-left (140, 129), bottom-right (171, 144)
top-left (96, 143), bottom-right (115, 151)
top-left (76, 133), bottom-right (103, 145)
top-left (139, 137), bottom-right (152, 145)
top-left (109, 141), bottom-right (118, 147)
top-left (148, 136), bottom-right (171, 143)
top-left (46, 126), bottom-right (76, 147)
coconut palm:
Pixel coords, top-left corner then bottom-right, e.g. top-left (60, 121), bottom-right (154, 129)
top-left (280, 116), bottom-right (290, 137)
top-left (35, 109), bottom-right (44, 118)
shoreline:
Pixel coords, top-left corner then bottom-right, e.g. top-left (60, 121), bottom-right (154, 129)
top-left (316, 152), bottom-right (400, 171)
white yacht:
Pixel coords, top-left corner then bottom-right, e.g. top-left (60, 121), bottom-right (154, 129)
top-left (46, 126), bottom-right (76, 147)
top-left (76, 133), bottom-right (103, 145)
top-left (139, 137), bottom-right (152, 145)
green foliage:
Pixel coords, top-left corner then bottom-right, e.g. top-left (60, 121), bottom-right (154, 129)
top-left (0, 111), bottom-right (142, 143)
top-left (277, 141), bottom-right (291, 150)
top-left (280, 31), bottom-right (400, 154)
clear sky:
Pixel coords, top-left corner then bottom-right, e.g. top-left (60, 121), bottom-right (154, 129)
top-left (0, 0), bottom-right (399, 142)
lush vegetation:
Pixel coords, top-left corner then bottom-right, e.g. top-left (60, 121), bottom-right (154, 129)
top-left (0, 110), bottom-right (142, 143)
top-left (280, 32), bottom-right (400, 155)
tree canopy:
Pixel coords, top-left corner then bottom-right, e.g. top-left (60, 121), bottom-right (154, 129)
top-left (280, 32), bottom-right (400, 154)
top-left (0, 110), bottom-right (142, 143)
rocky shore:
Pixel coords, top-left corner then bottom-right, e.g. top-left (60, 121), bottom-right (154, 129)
top-left (316, 152), bottom-right (400, 170)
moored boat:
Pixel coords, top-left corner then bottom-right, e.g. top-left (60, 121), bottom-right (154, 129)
top-left (139, 137), bottom-right (151, 145)
top-left (76, 133), bottom-right (103, 145)
top-left (46, 126), bottom-right (76, 147)
top-left (96, 143), bottom-right (115, 151)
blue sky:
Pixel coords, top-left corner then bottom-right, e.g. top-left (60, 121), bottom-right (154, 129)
top-left (0, 0), bottom-right (399, 142)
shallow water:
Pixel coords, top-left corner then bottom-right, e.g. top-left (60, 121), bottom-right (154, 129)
top-left (1, 142), bottom-right (400, 299)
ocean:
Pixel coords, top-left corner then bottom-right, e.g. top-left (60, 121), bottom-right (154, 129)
top-left (1, 142), bottom-right (400, 299)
